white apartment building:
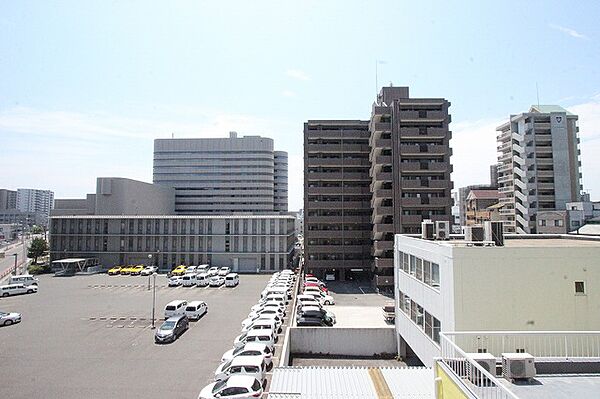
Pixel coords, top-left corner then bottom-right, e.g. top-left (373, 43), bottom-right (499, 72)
top-left (16, 188), bottom-right (54, 222)
top-left (394, 233), bottom-right (600, 367)
top-left (496, 105), bottom-right (582, 233)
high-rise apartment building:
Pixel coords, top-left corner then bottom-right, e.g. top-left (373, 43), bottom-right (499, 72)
top-left (153, 132), bottom-right (288, 214)
top-left (496, 105), bottom-right (582, 233)
top-left (303, 86), bottom-right (454, 289)
top-left (304, 120), bottom-right (372, 281)
top-left (16, 189), bottom-right (54, 220)
top-left (370, 87), bottom-right (453, 288)
top-left (0, 189), bottom-right (17, 210)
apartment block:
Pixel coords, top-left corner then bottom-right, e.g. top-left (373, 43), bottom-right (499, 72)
top-left (0, 189), bottom-right (17, 210)
top-left (464, 189), bottom-right (500, 225)
top-left (153, 132), bottom-right (288, 214)
top-left (394, 233), bottom-right (600, 367)
top-left (370, 87), bottom-right (453, 288)
top-left (496, 105), bottom-right (582, 233)
top-left (304, 120), bottom-right (372, 281)
top-left (16, 188), bottom-right (54, 224)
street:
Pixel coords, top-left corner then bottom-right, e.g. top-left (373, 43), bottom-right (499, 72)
top-left (0, 238), bottom-right (30, 280)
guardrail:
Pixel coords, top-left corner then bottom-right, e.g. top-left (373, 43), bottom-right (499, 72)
top-left (439, 333), bottom-right (520, 399)
top-left (443, 331), bottom-right (600, 359)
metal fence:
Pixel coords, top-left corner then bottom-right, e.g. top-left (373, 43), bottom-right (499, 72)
top-left (439, 333), bottom-right (520, 399)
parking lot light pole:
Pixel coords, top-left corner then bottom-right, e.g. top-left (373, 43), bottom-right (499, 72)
top-left (151, 272), bottom-right (157, 329)
top-left (147, 254), bottom-right (152, 290)
top-left (13, 254), bottom-right (17, 275)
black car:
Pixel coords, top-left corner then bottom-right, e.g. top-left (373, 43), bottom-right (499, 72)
top-left (297, 315), bottom-right (334, 327)
top-left (155, 314), bottom-right (189, 343)
top-left (297, 308), bottom-right (327, 319)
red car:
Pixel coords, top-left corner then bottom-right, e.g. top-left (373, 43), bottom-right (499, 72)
top-left (305, 274), bottom-right (315, 278)
top-left (304, 282), bottom-right (328, 292)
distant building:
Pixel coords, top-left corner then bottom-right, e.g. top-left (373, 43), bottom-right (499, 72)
top-left (153, 132), bottom-right (288, 214)
top-left (489, 164), bottom-right (498, 188)
top-left (394, 233), bottom-right (600, 366)
top-left (497, 105), bottom-right (583, 233)
top-left (537, 195), bottom-right (600, 234)
top-left (457, 184), bottom-right (495, 226)
top-left (294, 209), bottom-right (304, 238)
top-left (464, 189), bottom-right (500, 225)
top-left (0, 189), bottom-right (17, 210)
top-left (0, 224), bottom-right (16, 240)
top-left (16, 188), bottom-right (54, 226)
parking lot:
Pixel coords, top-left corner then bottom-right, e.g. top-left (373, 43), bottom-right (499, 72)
top-left (0, 273), bottom-right (275, 399)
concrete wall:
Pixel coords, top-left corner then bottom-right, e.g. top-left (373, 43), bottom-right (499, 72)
top-left (289, 327), bottom-right (396, 357)
top-left (95, 178), bottom-right (174, 215)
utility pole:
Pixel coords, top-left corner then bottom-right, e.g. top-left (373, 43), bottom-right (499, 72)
top-left (151, 272), bottom-right (157, 329)
top-left (13, 253), bottom-right (17, 275)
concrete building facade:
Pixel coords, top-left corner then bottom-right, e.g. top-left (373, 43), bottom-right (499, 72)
top-left (370, 86), bottom-right (454, 289)
top-left (464, 189), bottom-right (501, 225)
top-left (393, 233), bottom-right (600, 367)
top-left (16, 188), bottom-right (54, 226)
top-left (496, 105), bottom-right (583, 233)
top-left (0, 189), bottom-right (17, 210)
top-left (304, 120), bottom-right (372, 281)
top-left (153, 132), bottom-right (288, 214)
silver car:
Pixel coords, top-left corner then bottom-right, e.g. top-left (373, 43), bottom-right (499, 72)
top-left (0, 311), bottom-right (22, 326)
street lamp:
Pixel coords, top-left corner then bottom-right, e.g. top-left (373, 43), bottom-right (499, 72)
top-left (147, 254), bottom-right (153, 290)
top-left (151, 272), bottom-right (157, 329)
top-left (12, 254), bottom-right (17, 275)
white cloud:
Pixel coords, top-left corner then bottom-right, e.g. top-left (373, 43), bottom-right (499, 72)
top-left (281, 90), bottom-right (297, 98)
top-left (286, 69), bottom-right (310, 81)
top-left (549, 24), bottom-right (589, 40)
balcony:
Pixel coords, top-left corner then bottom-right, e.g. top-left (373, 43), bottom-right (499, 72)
top-left (373, 223), bottom-right (394, 235)
top-left (374, 155), bottom-right (392, 164)
top-left (374, 257), bottom-right (393, 269)
top-left (374, 274), bottom-right (394, 286)
top-left (373, 172), bottom-right (393, 181)
top-left (373, 206), bottom-right (393, 216)
top-left (372, 138), bottom-right (392, 148)
top-left (370, 121), bottom-right (392, 132)
top-left (373, 240), bottom-right (393, 254)
top-left (307, 144), bottom-right (369, 153)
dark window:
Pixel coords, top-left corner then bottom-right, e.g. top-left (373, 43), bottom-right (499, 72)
top-left (575, 281), bottom-right (585, 294)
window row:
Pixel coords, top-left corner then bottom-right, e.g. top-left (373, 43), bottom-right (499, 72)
top-left (398, 251), bottom-right (440, 290)
top-left (399, 290), bottom-right (441, 344)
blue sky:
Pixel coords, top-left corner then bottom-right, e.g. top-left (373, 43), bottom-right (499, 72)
top-left (1, 1), bottom-right (600, 211)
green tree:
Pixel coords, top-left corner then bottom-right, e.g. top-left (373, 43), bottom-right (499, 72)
top-left (31, 225), bottom-right (45, 234)
top-left (27, 238), bottom-right (49, 264)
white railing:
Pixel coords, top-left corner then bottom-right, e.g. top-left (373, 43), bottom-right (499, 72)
top-left (439, 333), bottom-right (519, 399)
top-left (443, 331), bottom-right (600, 359)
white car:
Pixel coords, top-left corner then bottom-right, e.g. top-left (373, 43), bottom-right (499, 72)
top-left (248, 307), bottom-right (284, 320)
top-left (207, 267), bottom-right (219, 276)
top-left (186, 265), bottom-right (198, 273)
top-left (209, 276), bottom-right (225, 287)
top-left (221, 342), bottom-right (274, 367)
top-left (233, 331), bottom-right (249, 348)
top-left (218, 267), bottom-right (231, 276)
top-left (199, 375), bottom-right (263, 399)
top-left (0, 311), bottom-right (21, 326)
top-left (0, 284), bottom-right (37, 297)
top-left (305, 291), bottom-right (335, 305)
top-left (296, 299), bottom-right (322, 311)
top-left (140, 266), bottom-right (158, 276)
top-left (251, 301), bottom-right (286, 315)
top-left (168, 276), bottom-right (183, 287)
top-left (214, 355), bottom-right (266, 382)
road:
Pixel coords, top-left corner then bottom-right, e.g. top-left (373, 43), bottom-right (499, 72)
top-left (0, 238), bottom-right (30, 280)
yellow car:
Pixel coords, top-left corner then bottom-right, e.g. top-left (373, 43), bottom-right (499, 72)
top-left (107, 266), bottom-right (122, 275)
top-left (120, 265), bottom-right (134, 275)
top-left (129, 265), bottom-right (144, 276)
top-left (171, 265), bottom-right (188, 276)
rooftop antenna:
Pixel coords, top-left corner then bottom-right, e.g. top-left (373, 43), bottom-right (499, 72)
top-left (171, 132), bottom-right (174, 139)
top-left (536, 82), bottom-right (540, 107)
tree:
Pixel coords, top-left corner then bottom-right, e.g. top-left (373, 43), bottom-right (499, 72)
top-left (27, 238), bottom-right (49, 264)
top-left (31, 225), bottom-right (45, 234)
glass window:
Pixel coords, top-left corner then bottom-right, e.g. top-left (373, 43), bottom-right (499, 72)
top-left (402, 253), bottom-right (409, 273)
top-left (416, 304), bottom-right (424, 328)
top-left (423, 260), bottom-right (431, 285)
top-left (409, 255), bottom-right (416, 276)
top-left (433, 318), bottom-right (441, 344)
top-left (431, 263), bottom-right (440, 288)
top-left (424, 311), bottom-right (433, 338)
top-left (416, 258), bottom-right (423, 281)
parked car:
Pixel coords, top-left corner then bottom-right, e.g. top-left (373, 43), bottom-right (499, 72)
top-left (218, 267), bottom-right (231, 276)
top-left (186, 265), bottom-right (198, 273)
top-left (196, 273), bottom-right (210, 287)
top-left (225, 273), bottom-right (239, 287)
top-left (185, 301), bottom-right (208, 320)
top-left (0, 284), bottom-right (37, 297)
top-left (9, 274), bottom-right (39, 286)
top-left (209, 276), bottom-right (225, 287)
top-left (304, 282), bottom-right (328, 292)
top-left (140, 266), bottom-right (158, 276)
top-left (181, 273), bottom-right (197, 287)
top-left (164, 300), bottom-right (188, 318)
top-left (129, 265), bottom-right (144, 275)
top-left (171, 265), bottom-right (188, 276)
top-left (119, 265), bottom-right (134, 275)
top-left (199, 375), bottom-right (263, 399)
top-left (221, 342), bottom-right (274, 367)
top-left (297, 315), bottom-right (334, 327)
top-left (207, 267), bottom-right (219, 276)
top-left (296, 299), bottom-right (322, 311)
top-left (107, 266), bottom-right (122, 275)
top-left (233, 331), bottom-right (249, 348)
top-left (304, 290), bottom-right (335, 305)
top-left (154, 314), bottom-right (189, 343)
top-left (297, 306), bottom-right (336, 324)
top-left (244, 329), bottom-right (276, 348)
top-left (0, 311), bottom-right (21, 326)
top-left (168, 276), bottom-right (183, 287)
top-left (214, 355), bottom-right (266, 382)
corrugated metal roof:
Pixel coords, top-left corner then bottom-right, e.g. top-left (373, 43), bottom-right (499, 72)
top-left (268, 366), bottom-right (433, 399)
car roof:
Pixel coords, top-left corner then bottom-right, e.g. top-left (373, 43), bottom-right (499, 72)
top-left (300, 306), bottom-right (322, 312)
top-left (165, 314), bottom-right (186, 322)
top-left (226, 374), bottom-right (257, 387)
top-left (186, 300), bottom-right (206, 307)
top-left (229, 355), bottom-right (264, 367)
top-left (246, 329), bottom-right (274, 337)
top-left (226, 273), bottom-right (238, 277)
top-left (242, 342), bottom-right (268, 351)
top-left (297, 295), bottom-right (316, 300)
top-left (166, 300), bottom-right (187, 306)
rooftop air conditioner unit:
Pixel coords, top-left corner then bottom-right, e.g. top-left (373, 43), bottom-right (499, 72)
top-left (421, 220), bottom-right (434, 240)
top-left (466, 352), bottom-right (497, 383)
top-left (464, 225), bottom-right (484, 244)
top-left (502, 353), bottom-right (536, 382)
top-left (484, 221), bottom-right (504, 246)
top-left (435, 221), bottom-right (450, 240)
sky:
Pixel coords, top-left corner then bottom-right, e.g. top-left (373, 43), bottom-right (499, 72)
top-left (1, 1), bottom-right (600, 211)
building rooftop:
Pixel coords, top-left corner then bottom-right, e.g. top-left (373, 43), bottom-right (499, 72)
top-left (268, 366), bottom-right (433, 399)
top-left (500, 374), bottom-right (600, 399)
top-left (467, 189), bottom-right (500, 200)
top-left (403, 234), bottom-right (600, 248)
top-left (530, 104), bottom-right (574, 115)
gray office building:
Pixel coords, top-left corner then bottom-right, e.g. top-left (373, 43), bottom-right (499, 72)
top-left (496, 105), bottom-right (583, 233)
top-left (153, 132), bottom-right (288, 214)
top-left (50, 177), bottom-right (295, 271)
top-left (0, 189), bottom-right (17, 210)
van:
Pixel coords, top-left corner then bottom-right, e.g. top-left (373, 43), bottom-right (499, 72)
top-left (214, 355), bottom-right (266, 383)
top-left (195, 273), bottom-right (210, 287)
top-left (1, 284), bottom-right (37, 297)
top-left (184, 301), bottom-right (208, 320)
top-left (9, 274), bottom-right (39, 286)
top-left (181, 273), bottom-right (197, 287)
top-left (196, 264), bottom-right (209, 274)
top-left (164, 300), bottom-right (187, 319)
top-left (225, 273), bottom-right (239, 287)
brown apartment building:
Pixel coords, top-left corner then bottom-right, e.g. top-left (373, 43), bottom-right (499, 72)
top-left (304, 86), bottom-right (454, 290)
top-left (304, 120), bottom-right (372, 281)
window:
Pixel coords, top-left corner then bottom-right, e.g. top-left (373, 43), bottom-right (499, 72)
top-left (409, 255), bottom-right (416, 276)
top-left (538, 219), bottom-right (547, 227)
top-left (554, 219), bottom-right (564, 227)
top-left (416, 258), bottom-right (423, 281)
top-left (431, 263), bottom-right (440, 288)
top-left (575, 281), bottom-right (585, 294)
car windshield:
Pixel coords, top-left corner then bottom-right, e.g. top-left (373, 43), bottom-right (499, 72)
top-left (160, 321), bottom-right (176, 330)
top-left (212, 380), bottom-right (227, 393)
top-left (0, 312), bottom-right (7, 316)
top-left (232, 346), bottom-right (244, 355)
